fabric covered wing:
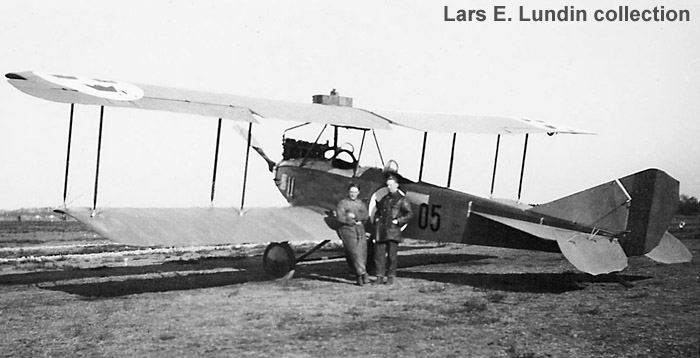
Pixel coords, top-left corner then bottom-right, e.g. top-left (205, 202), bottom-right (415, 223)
top-left (6, 71), bottom-right (391, 129)
top-left (475, 212), bottom-right (628, 275)
top-left (7, 71), bottom-right (596, 135)
top-left (6, 72), bottom-right (257, 123)
top-left (56, 207), bottom-right (338, 247)
top-left (371, 110), bottom-right (593, 135)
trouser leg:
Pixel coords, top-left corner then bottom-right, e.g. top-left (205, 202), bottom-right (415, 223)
top-left (366, 238), bottom-right (376, 276)
top-left (355, 233), bottom-right (367, 276)
top-left (341, 227), bottom-right (367, 276)
top-left (344, 249), bottom-right (355, 273)
top-left (386, 240), bottom-right (399, 278)
top-left (339, 230), bottom-right (357, 274)
top-left (373, 241), bottom-right (387, 277)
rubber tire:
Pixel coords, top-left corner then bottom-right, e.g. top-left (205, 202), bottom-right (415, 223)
top-left (263, 242), bottom-right (296, 279)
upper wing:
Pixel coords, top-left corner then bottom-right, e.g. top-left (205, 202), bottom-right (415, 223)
top-left (6, 72), bottom-right (257, 123)
top-left (57, 206), bottom-right (338, 247)
top-left (7, 70), bottom-right (591, 135)
top-left (370, 110), bottom-right (593, 135)
top-left (5, 71), bottom-right (391, 129)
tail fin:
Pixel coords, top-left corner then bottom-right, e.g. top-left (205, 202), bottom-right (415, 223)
top-left (530, 168), bottom-right (679, 256)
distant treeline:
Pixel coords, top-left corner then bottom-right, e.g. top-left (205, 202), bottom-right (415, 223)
top-left (679, 195), bottom-right (700, 216)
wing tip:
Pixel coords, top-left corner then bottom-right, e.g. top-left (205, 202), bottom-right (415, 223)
top-left (5, 72), bottom-right (27, 80)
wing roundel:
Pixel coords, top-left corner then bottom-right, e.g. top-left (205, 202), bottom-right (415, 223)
top-left (5, 71), bottom-right (392, 129)
top-left (6, 71), bottom-right (258, 123)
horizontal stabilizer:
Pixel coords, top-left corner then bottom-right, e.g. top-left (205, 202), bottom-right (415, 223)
top-left (475, 212), bottom-right (590, 242)
top-left (556, 233), bottom-right (628, 275)
top-left (57, 206), bottom-right (337, 247)
top-left (475, 212), bottom-right (628, 275)
top-left (645, 231), bottom-right (693, 264)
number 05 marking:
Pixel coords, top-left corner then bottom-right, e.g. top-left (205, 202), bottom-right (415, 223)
top-left (418, 203), bottom-right (441, 232)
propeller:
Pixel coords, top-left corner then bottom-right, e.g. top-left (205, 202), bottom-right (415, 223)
top-left (233, 124), bottom-right (276, 172)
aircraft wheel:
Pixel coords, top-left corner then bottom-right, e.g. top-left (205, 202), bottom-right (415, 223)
top-left (263, 242), bottom-right (296, 279)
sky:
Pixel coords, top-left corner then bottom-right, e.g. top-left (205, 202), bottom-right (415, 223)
top-left (1, 0), bottom-right (699, 210)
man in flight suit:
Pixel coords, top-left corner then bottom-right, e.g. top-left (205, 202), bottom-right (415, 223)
top-left (373, 175), bottom-right (413, 285)
top-left (336, 183), bottom-right (370, 286)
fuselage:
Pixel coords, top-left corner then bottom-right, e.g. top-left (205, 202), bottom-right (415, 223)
top-left (273, 158), bottom-right (605, 253)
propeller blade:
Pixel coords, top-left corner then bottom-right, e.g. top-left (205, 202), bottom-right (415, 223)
top-left (234, 124), bottom-right (276, 172)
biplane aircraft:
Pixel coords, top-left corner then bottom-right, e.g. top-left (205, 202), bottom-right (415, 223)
top-left (5, 71), bottom-right (692, 281)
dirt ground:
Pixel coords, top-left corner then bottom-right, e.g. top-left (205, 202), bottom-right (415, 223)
top-left (0, 221), bottom-right (698, 358)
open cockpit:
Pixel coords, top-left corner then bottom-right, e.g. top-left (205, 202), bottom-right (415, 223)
top-left (278, 137), bottom-right (367, 177)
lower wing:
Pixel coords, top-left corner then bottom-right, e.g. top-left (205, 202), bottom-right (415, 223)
top-left (57, 206), bottom-right (337, 247)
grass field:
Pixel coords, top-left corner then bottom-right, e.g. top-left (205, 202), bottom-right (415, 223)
top-left (0, 220), bottom-right (698, 357)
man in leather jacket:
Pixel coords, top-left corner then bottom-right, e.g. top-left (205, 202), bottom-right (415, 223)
top-left (336, 183), bottom-right (370, 286)
top-left (373, 175), bottom-right (413, 285)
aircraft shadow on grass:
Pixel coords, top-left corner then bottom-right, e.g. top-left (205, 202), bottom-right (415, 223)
top-left (396, 271), bottom-right (651, 294)
top-left (0, 256), bottom-right (266, 298)
top-left (299, 250), bottom-right (652, 294)
top-left (0, 247), bottom-right (651, 297)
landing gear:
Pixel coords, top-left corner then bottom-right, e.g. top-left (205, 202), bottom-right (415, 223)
top-left (262, 240), bottom-right (333, 279)
top-left (263, 242), bottom-right (296, 279)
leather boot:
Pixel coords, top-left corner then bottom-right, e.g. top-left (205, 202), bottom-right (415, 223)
top-left (373, 276), bottom-right (384, 285)
top-left (356, 275), bottom-right (364, 286)
top-left (386, 276), bottom-right (394, 285)
top-left (362, 273), bottom-right (369, 284)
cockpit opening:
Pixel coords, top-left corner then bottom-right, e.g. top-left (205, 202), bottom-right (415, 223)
top-left (282, 138), bottom-right (358, 171)
top-left (283, 138), bottom-right (331, 161)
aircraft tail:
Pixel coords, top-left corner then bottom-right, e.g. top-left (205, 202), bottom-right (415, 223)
top-left (530, 169), bottom-right (688, 260)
